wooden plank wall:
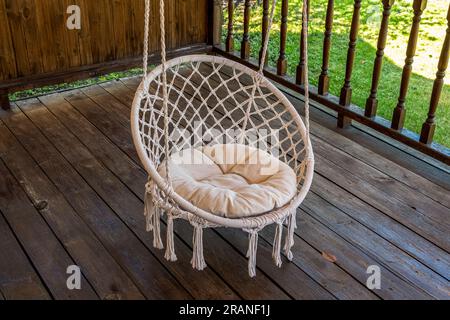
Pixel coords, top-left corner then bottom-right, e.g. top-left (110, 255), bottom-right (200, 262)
top-left (0, 0), bottom-right (208, 83)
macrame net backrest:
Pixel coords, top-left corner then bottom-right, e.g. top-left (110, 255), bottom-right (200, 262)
top-left (137, 56), bottom-right (310, 195)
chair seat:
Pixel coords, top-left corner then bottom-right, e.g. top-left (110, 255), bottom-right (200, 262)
top-left (158, 144), bottom-right (297, 218)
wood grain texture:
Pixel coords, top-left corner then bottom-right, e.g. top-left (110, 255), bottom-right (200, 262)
top-left (0, 0), bottom-right (208, 84)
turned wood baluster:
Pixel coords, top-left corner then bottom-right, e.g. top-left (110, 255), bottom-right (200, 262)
top-left (0, 89), bottom-right (10, 110)
top-left (241, 0), bottom-right (251, 59)
top-left (420, 5), bottom-right (450, 144)
top-left (365, 0), bottom-right (395, 118)
top-left (338, 0), bottom-right (362, 128)
top-left (277, 0), bottom-right (289, 75)
top-left (226, 0), bottom-right (234, 52)
top-left (259, 0), bottom-right (270, 66)
top-left (317, 0), bottom-right (334, 94)
top-left (296, 0), bottom-right (311, 85)
top-left (391, 0), bottom-right (427, 130)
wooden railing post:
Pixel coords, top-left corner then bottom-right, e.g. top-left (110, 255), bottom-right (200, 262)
top-left (0, 89), bottom-right (10, 110)
top-left (296, 0), bottom-right (310, 85)
top-left (420, 5), bottom-right (450, 144)
top-left (365, 0), bottom-right (395, 118)
top-left (391, 0), bottom-right (427, 130)
top-left (259, 0), bottom-right (270, 66)
top-left (241, 0), bottom-right (251, 60)
top-left (226, 0), bottom-right (234, 52)
top-left (338, 0), bottom-right (362, 128)
top-left (317, 0), bottom-right (334, 95)
top-left (277, 0), bottom-right (289, 75)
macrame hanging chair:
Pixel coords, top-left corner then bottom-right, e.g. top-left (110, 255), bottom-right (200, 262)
top-left (131, 0), bottom-right (314, 277)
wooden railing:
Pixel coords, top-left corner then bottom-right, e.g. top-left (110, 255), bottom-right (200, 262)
top-left (211, 0), bottom-right (450, 165)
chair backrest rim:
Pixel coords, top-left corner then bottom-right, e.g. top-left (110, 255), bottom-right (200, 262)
top-left (131, 54), bottom-right (315, 228)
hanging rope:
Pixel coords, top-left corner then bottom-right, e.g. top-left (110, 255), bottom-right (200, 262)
top-left (301, 0), bottom-right (312, 158)
top-left (142, 0), bottom-right (150, 78)
top-left (239, 0), bottom-right (278, 143)
top-left (143, 0), bottom-right (172, 189)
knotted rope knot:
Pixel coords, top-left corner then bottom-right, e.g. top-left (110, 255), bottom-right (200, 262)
top-left (190, 219), bottom-right (207, 270)
top-left (145, 179), bottom-right (153, 194)
top-left (254, 71), bottom-right (265, 86)
top-left (144, 180), bottom-right (164, 249)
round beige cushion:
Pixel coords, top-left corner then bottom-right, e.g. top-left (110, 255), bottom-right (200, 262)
top-left (158, 144), bottom-right (297, 218)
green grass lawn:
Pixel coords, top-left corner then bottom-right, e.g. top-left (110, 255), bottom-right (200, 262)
top-left (224, 0), bottom-right (450, 148)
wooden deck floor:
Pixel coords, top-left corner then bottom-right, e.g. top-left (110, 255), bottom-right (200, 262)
top-left (0, 74), bottom-right (449, 300)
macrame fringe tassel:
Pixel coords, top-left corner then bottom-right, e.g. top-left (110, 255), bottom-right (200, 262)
top-left (272, 222), bottom-right (283, 268)
top-left (144, 187), bottom-right (154, 232)
top-left (284, 211), bottom-right (297, 261)
top-left (164, 214), bottom-right (177, 262)
top-left (191, 225), bottom-right (207, 271)
top-left (144, 184), bottom-right (164, 249)
top-left (152, 206), bottom-right (164, 249)
top-left (247, 231), bottom-right (259, 278)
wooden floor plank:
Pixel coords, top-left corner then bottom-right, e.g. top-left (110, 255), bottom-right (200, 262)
top-left (215, 227), bottom-right (336, 300)
top-left (0, 140), bottom-right (98, 300)
top-left (81, 85), bottom-right (131, 128)
top-left (306, 120), bottom-right (450, 209)
top-left (0, 114), bottom-right (144, 300)
top-left (315, 155), bottom-right (450, 252)
top-left (310, 174), bottom-right (449, 280)
top-left (18, 98), bottom-right (236, 300)
top-left (301, 195), bottom-right (448, 298)
top-left (64, 89), bottom-right (140, 164)
top-left (311, 137), bottom-right (450, 224)
top-left (296, 211), bottom-right (434, 299)
top-left (173, 220), bottom-right (291, 300)
top-left (9, 101), bottom-right (194, 300)
top-left (258, 226), bottom-right (379, 300)
top-left (0, 211), bottom-right (50, 300)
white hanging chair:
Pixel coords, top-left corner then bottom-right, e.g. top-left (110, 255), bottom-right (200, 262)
top-left (131, 0), bottom-right (314, 277)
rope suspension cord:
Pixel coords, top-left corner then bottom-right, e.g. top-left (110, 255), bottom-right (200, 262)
top-left (239, 0), bottom-right (310, 157)
top-left (143, 0), bottom-right (172, 191)
top-left (301, 0), bottom-right (311, 157)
